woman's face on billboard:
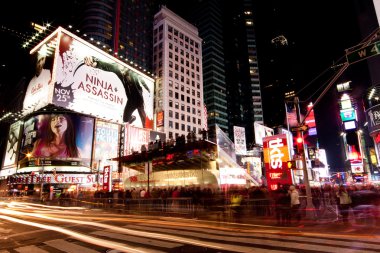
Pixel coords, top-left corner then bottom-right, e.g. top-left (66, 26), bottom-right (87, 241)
top-left (50, 115), bottom-right (68, 135)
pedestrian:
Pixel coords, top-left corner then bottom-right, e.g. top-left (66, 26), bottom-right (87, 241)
top-left (274, 185), bottom-right (291, 226)
top-left (336, 185), bottom-right (352, 224)
top-left (289, 185), bottom-right (301, 225)
top-left (230, 190), bottom-right (243, 223)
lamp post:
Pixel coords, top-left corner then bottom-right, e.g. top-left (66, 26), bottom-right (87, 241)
top-left (294, 97), bottom-right (315, 219)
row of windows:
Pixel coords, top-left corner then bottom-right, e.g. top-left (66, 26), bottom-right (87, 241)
top-left (167, 89), bottom-right (201, 99)
top-left (168, 111), bottom-right (202, 124)
top-left (164, 25), bottom-right (199, 48)
top-left (168, 125), bottom-right (202, 138)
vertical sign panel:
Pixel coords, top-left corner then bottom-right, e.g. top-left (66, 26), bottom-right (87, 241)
top-left (263, 134), bottom-right (293, 191)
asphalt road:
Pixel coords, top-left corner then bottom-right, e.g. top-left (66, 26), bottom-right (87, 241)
top-left (1, 200), bottom-right (380, 252)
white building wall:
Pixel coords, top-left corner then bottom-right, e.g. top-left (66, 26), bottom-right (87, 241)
top-left (153, 6), bottom-right (205, 141)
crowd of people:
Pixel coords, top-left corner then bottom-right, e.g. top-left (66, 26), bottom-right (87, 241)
top-left (48, 183), bottom-right (380, 225)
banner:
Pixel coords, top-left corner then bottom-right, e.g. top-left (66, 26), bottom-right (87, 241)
top-left (3, 121), bottom-right (22, 167)
top-left (263, 134), bottom-right (293, 190)
top-left (53, 29), bottom-right (154, 127)
top-left (233, 126), bottom-right (247, 155)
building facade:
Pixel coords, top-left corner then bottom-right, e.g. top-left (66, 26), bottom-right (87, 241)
top-left (153, 6), bottom-right (206, 140)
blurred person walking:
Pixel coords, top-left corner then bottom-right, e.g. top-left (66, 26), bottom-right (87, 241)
top-left (289, 185), bottom-right (301, 225)
top-left (336, 185), bottom-right (352, 224)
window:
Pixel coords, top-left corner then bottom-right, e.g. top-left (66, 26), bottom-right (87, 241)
top-left (175, 102), bottom-right (179, 109)
top-left (169, 121), bottom-right (173, 128)
top-left (175, 122), bottom-right (179, 129)
top-left (169, 90), bottom-right (173, 97)
top-left (169, 100), bottom-right (173, 107)
top-left (169, 110), bottom-right (173, 117)
top-left (175, 112), bottom-right (179, 119)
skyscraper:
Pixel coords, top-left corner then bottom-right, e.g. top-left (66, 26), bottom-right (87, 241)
top-left (79, 0), bottom-right (157, 72)
top-left (165, 0), bottom-right (264, 148)
top-left (153, 6), bottom-right (205, 140)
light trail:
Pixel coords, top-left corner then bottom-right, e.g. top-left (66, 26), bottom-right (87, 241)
top-left (0, 207), bottom-right (224, 250)
top-left (0, 215), bottom-right (145, 253)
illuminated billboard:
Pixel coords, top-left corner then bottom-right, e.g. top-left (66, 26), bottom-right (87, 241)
top-left (93, 120), bottom-right (119, 171)
top-left (124, 125), bottom-right (150, 155)
top-left (340, 108), bottom-right (356, 122)
top-left (263, 134), bottom-right (293, 191)
top-left (27, 27), bottom-right (154, 128)
top-left (344, 120), bottom-right (356, 130)
top-left (233, 126), bottom-right (247, 155)
top-left (305, 103), bottom-right (316, 128)
top-left (2, 121), bottom-right (22, 168)
top-left (19, 113), bottom-right (94, 168)
top-left (23, 37), bottom-right (57, 115)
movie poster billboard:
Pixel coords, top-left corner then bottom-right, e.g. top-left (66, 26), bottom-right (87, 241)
top-left (93, 120), bottom-right (119, 171)
top-left (19, 113), bottom-right (94, 168)
top-left (3, 121), bottom-right (22, 168)
top-left (23, 36), bottom-right (57, 115)
top-left (263, 134), bottom-right (293, 191)
top-left (52, 29), bottom-right (154, 128)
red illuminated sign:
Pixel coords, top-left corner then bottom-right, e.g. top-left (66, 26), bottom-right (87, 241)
top-left (103, 165), bottom-right (111, 192)
top-left (263, 134), bottom-right (293, 190)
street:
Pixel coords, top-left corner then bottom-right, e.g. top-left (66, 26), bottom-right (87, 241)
top-left (1, 200), bottom-right (380, 252)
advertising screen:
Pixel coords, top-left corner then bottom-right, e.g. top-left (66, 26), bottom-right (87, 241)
top-left (23, 37), bottom-right (57, 115)
top-left (344, 120), bottom-right (356, 130)
top-left (340, 108), bottom-right (356, 122)
top-left (19, 113), bottom-right (94, 168)
top-left (263, 134), bottom-right (293, 191)
top-left (52, 29), bottom-right (154, 128)
top-left (233, 126), bottom-right (247, 155)
top-left (93, 120), bottom-right (119, 171)
top-left (3, 121), bottom-right (22, 167)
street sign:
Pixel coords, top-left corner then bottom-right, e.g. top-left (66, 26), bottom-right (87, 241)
top-left (291, 124), bottom-right (308, 132)
top-left (346, 41), bottom-right (380, 64)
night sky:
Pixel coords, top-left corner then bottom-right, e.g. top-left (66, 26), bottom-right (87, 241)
top-left (0, 0), bottom-right (377, 170)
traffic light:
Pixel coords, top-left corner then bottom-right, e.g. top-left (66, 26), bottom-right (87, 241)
top-left (296, 136), bottom-right (303, 144)
top-left (287, 160), bottom-right (297, 170)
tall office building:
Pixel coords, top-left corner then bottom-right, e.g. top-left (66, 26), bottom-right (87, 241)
top-left (79, 0), bottom-right (157, 72)
top-left (153, 6), bottom-right (206, 140)
top-left (165, 0), bottom-right (263, 147)
top-left (188, 0), bottom-right (228, 135)
top-left (223, 0), bottom-right (264, 147)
